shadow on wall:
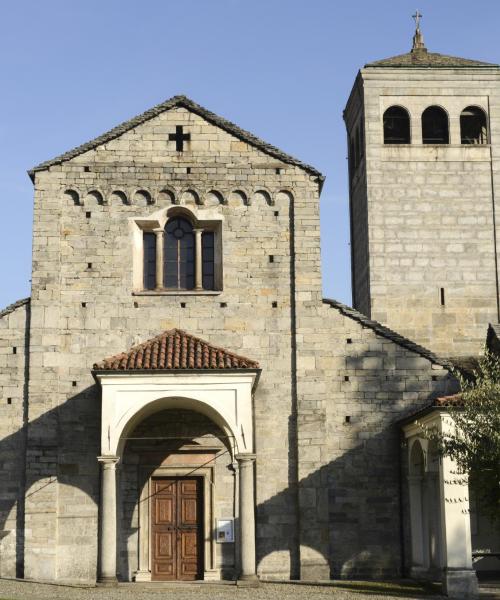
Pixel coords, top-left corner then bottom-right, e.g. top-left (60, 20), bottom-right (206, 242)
top-left (0, 348), bottom-right (455, 581)
top-left (0, 384), bottom-right (101, 579)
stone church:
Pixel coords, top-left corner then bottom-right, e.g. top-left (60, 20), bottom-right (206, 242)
top-left (0, 21), bottom-right (499, 597)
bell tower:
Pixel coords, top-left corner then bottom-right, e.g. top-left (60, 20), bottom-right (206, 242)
top-left (344, 15), bottom-right (500, 356)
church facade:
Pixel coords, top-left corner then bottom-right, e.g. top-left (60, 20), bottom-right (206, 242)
top-left (0, 28), bottom-right (499, 596)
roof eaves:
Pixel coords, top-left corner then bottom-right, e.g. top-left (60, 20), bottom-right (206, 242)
top-left (364, 52), bottom-right (499, 69)
top-left (322, 297), bottom-right (453, 370)
top-left (28, 95), bottom-right (325, 185)
top-left (0, 297), bottom-right (30, 320)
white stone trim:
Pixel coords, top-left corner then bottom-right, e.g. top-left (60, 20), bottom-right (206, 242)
top-left (402, 411), bottom-right (478, 598)
top-left (96, 372), bottom-right (257, 458)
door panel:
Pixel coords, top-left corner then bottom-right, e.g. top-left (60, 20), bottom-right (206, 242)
top-left (151, 477), bottom-right (202, 581)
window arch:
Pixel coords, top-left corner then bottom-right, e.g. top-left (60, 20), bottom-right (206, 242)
top-left (422, 106), bottom-right (449, 144)
top-left (460, 106), bottom-right (488, 144)
top-left (383, 106), bottom-right (411, 144)
top-left (142, 215), bottom-right (218, 292)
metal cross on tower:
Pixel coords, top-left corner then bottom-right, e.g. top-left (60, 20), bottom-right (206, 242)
top-left (412, 10), bottom-right (422, 30)
top-left (169, 125), bottom-right (191, 152)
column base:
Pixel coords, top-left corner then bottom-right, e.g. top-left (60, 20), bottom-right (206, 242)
top-left (443, 569), bottom-right (478, 599)
top-left (97, 576), bottom-right (118, 586)
top-left (237, 574), bottom-right (260, 587)
top-left (204, 569), bottom-right (221, 581)
top-left (410, 565), bottom-right (431, 580)
top-left (134, 570), bottom-right (152, 582)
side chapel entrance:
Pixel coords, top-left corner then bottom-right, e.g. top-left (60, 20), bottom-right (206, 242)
top-left (151, 477), bottom-right (203, 581)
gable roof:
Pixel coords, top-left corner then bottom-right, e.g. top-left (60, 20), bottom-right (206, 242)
top-left (93, 328), bottom-right (260, 372)
top-left (365, 48), bottom-right (498, 69)
top-left (323, 298), bottom-right (453, 370)
top-left (0, 297), bottom-right (30, 320)
top-left (28, 95), bottom-right (324, 183)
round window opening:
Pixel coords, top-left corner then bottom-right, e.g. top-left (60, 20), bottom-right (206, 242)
top-left (173, 228), bottom-right (184, 239)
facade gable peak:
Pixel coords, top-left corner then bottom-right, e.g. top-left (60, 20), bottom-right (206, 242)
top-left (28, 95), bottom-right (324, 183)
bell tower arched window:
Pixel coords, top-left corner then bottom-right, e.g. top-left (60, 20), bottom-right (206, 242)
top-left (142, 215), bottom-right (218, 292)
top-left (422, 106), bottom-right (449, 144)
top-left (460, 106), bottom-right (488, 144)
top-left (383, 106), bottom-right (411, 144)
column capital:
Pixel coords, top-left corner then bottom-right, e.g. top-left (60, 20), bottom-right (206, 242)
top-left (98, 455), bottom-right (120, 467)
top-left (235, 453), bottom-right (256, 463)
top-left (407, 474), bottom-right (423, 483)
top-left (193, 227), bottom-right (204, 234)
top-left (153, 228), bottom-right (164, 235)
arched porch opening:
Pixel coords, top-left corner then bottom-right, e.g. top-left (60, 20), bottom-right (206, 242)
top-left (118, 407), bottom-right (237, 582)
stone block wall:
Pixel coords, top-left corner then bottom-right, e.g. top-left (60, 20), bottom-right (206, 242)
top-left (17, 97), bottom-right (464, 584)
top-left (0, 298), bottom-right (29, 577)
top-left (25, 104), bottom-right (321, 581)
top-left (346, 66), bottom-right (500, 356)
top-left (295, 299), bottom-right (457, 579)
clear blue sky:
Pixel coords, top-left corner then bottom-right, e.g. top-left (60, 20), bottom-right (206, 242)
top-left (1, 0), bottom-right (498, 309)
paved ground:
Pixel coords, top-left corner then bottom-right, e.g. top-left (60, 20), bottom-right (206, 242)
top-left (0, 579), bottom-right (447, 600)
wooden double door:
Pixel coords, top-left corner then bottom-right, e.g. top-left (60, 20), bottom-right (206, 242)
top-left (151, 477), bottom-right (203, 580)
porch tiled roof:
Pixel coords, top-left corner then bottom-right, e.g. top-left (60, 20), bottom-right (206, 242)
top-left (433, 393), bottom-right (463, 407)
top-left (93, 329), bottom-right (259, 371)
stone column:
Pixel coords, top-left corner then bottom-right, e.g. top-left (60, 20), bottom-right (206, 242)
top-left (438, 454), bottom-right (478, 599)
top-left (408, 474), bottom-right (426, 577)
top-left (236, 453), bottom-right (258, 583)
top-left (135, 476), bottom-right (151, 581)
top-left (154, 229), bottom-right (164, 289)
top-left (98, 456), bottom-right (119, 584)
top-left (193, 228), bottom-right (203, 290)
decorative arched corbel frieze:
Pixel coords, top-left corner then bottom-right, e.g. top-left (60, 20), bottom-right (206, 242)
top-left (108, 189), bottom-right (129, 206)
top-left (275, 188), bottom-right (294, 203)
top-left (205, 189), bottom-right (226, 206)
top-left (229, 188), bottom-right (250, 206)
top-left (180, 188), bottom-right (203, 206)
top-left (132, 188), bottom-right (154, 207)
top-left (252, 187), bottom-right (274, 206)
top-left (63, 187), bottom-right (83, 206)
top-left (156, 186), bottom-right (177, 206)
top-left (85, 188), bottom-right (106, 206)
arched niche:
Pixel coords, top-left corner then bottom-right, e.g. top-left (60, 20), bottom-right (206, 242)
top-left (409, 438), bottom-right (425, 476)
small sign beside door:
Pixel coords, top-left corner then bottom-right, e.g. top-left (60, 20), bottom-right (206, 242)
top-left (216, 518), bottom-right (234, 543)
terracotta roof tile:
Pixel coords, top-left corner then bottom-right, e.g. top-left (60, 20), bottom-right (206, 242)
top-left (433, 393), bottom-right (463, 407)
top-left (93, 329), bottom-right (259, 371)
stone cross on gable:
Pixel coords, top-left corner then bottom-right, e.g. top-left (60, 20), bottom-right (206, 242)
top-left (169, 125), bottom-right (191, 151)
